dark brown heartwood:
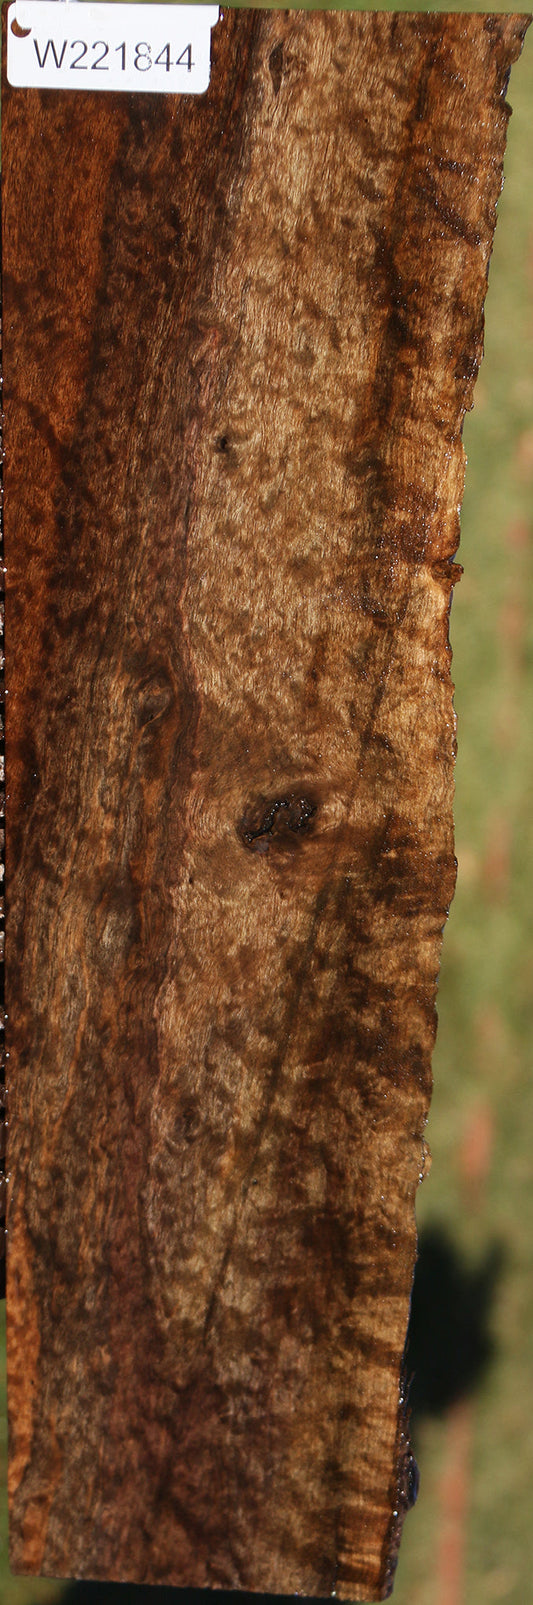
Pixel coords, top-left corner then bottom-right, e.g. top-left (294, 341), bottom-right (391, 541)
top-left (2, 10), bottom-right (529, 1597)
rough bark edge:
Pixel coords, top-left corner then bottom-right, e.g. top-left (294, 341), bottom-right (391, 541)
top-left (379, 23), bottom-right (532, 1589)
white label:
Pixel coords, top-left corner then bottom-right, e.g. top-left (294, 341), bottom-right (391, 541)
top-left (7, 2), bottom-right (220, 94)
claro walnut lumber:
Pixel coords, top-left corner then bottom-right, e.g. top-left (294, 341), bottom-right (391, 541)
top-left (2, 9), bottom-right (529, 1598)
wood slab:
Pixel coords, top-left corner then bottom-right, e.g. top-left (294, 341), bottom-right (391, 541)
top-left (3, 9), bottom-right (529, 1597)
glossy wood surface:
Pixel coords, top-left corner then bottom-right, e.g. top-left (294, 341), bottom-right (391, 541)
top-left (3, 10), bottom-right (529, 1596)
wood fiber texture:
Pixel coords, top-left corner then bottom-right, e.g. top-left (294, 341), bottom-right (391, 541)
top-left (3, 9), bottom-right (529, 1598)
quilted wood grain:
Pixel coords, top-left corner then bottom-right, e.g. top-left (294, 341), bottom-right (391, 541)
top-left (3, 9), bottom-right (529, 1597)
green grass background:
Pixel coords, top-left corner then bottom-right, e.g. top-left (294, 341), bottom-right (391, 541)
top-left (1, 7), bottom-right (533, 1603)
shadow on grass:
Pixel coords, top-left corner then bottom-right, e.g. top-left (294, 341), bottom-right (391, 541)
top-left (406, 1221), bottom-right (504, 1422)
